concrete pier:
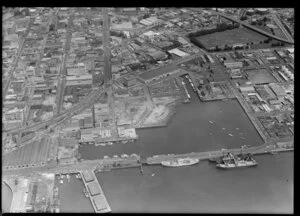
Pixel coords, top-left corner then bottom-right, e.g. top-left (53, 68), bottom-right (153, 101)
top-left (80, 170), bottom-right (111, 213)
top-left (146, 142), bottom-right (293, 165)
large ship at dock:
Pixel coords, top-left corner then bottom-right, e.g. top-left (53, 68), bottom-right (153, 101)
top-left (161, 158), bottom-right (199, 167)
top-left (216, 153), bottom-right (258, 169)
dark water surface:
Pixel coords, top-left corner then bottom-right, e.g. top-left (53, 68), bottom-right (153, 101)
top-left (98, 152), bottom-right (293, 213)
top-left (79, 77), bottom-right (263, 160)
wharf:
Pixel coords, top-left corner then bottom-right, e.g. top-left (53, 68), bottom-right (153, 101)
top-left (80, 135), bottom-right (138, 145)
top-left (228, 80), bottom-right (269, 143)
top-left (80, 170), bottom-right (111, 213)
top-left (146, 143), bottom-right (293, 165)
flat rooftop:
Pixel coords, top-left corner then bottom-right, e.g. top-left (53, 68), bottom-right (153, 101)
top-left (92, 194), bottom-right (108, 212)
top-left (139, 64), bottom-right (179, 80)
top-left (82, 170), bottom-right (95, 182)
top-left (87, 181), bottom-right (101, 196)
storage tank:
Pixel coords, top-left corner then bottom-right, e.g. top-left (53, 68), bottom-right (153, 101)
top-left (256, 8), bottom-right (269, 15)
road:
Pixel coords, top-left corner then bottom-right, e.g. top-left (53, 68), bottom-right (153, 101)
top-left (214, 11), bottom-right (294, 45)
top-left (22, 9), bottom-right (59, 128)
top-left (3, 17), bottom-right (34, 99)
top-left (271, 14), bottom-right (294, 43)
top-left (188, 8), bottom-right (294, 45)
top-left (138, 52), bottom-right (204, 82)
top-left (5, 87), bottom-right (106, 135)
top-left (55, 10), bottom-right (75, 116)
top-left (102, 8), bottom-right (112, 81)
top-left (4, 8), bottom-right (113, 137)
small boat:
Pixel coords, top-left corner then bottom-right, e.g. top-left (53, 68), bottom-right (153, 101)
top-left (108, 142), bottom-right (113, 145)
top-left (236, 128), bottom-right (239, 130)
top-left (151, 173), bottom-right (155, 177)
top-left (100, 143), bottom-right (106, 146)
top-left (222, 128), bottom-right (226, 130)
top-left (209, 121), bottom-right (214, 124)
top-left (228, 134), bottom-right (233, 137)
top-left (104, 156), bottom-right (109, 159)
top-left (60, 180), bottom-right (63, 184)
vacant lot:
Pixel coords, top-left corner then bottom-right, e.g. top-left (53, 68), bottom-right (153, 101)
top-left (195, 27), bottom-right (268, 49)
top-left (245, 69), bottom-right (276, 84)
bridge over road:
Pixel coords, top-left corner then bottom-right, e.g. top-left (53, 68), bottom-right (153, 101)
top-left (188, 8), bottom-right (294, 45)
top-left (214, 11), bottom-right (294, 45)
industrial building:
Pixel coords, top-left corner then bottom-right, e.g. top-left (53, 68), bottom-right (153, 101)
top-left (139, 66), bottom-right (184, 84)
top-left (82, 170), bottom-right (95, 182)
top-left (87, 181), bottom-right (101, 196)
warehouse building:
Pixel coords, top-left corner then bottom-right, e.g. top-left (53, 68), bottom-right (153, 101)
top-left (87, 181), bottom-right (101, 196)
top-left (269, 83), bottom-right (286, 98)
top-left (82, 170), bottom-right (95, 182)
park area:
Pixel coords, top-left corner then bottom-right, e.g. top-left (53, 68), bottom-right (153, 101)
top-left (194, 27), bottom-right (268, 49)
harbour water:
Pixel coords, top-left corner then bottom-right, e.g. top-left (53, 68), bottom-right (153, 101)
top-left (79, 77), bottom-right (263, 160)
top-left (56, 174), bottom-right (93, 213)
top-left (98, 152), bottom-right (293, 213)
top-left (56, 77), bottom-right (293, 213)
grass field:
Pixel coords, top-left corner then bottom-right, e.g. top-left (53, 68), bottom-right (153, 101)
top-left (195, 27), bottom-right (268, 49)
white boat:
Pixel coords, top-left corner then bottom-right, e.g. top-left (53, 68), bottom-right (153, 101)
top-left (151, 173), bottom-right (155, 177)
top-left (60, 180), bottom-right (63, 184)
top-left (222, 128), bottom-right (226, 130)
top-left (228, 133), bottom-right (233, 136)
top-left (209, 121), bottom-right (214, 124)
top-left (161, 158), bottom-right (199, 167)
top-left (108, 142), bottom-right (113, 145)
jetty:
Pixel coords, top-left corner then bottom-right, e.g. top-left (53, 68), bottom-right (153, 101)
top-left (146, 142), bottom-right (293, 165)
top-left (80, 170), bottom-right (111, 213)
